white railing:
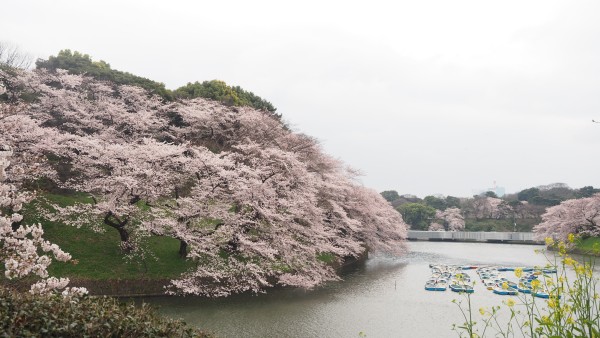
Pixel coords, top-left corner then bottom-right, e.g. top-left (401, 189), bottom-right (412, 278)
top-left (407, 231), bottom-right (540, 243)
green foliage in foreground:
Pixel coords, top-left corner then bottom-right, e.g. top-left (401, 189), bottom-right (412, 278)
top-left (452, 236), bottom-right (600, 337)
top-left (0, 287), bottom-right (211, 337)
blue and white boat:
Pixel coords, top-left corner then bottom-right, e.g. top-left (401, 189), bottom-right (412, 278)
top-left (425, 279), bottom-right (447, 291)
top-left (532, 290), bottom-right (561, 299)
top-left (517, 283), bottom-right (532, 294)
top-left (493, 286), bottom-right (518, 295)
top-left (450, 283), bottom-right (474, 293)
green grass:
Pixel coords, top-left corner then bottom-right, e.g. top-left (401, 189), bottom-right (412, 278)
top-left (43, 221), bottom-right (194, 280)
top-left (22, 193), bottom-right (194, 281)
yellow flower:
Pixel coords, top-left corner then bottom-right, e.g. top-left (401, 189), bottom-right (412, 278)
top-left (514, 268), bottom-right (523, 278)
top-left (575, 265), bottom-right (585, 275)
top-left (479, 307), bottom-right (485, 315)
top-left (502, 282), bottom-right (508, 290)
top-left (506, 298), bottom-right (515, 307)
top-left (545, 237), bottom-right (554, 246)
top-left (531, 279), bottom-right (541, 290)
top-left (567, 317), bottom-right (575, 325)
top-left (548, 299), bottom-right (557, 308)
top-left (541, 315), bottom-right (550, 324)
top-left (563, 257), bottom-right (576, 266)
top-left (558, 242), bottom-right (567, 255)
top-left (568, 233), bottom-right (575, 243)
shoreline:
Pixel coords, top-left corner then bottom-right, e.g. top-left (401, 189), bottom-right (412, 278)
top-left (2, 252), bottom-right (370, 298)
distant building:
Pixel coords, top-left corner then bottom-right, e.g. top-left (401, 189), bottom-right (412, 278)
top-left (489, 186), bottom-right (505, 197)
top-left (474, 181), bottom-right (506, 197)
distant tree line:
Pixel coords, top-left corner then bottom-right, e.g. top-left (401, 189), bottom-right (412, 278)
top-left (382, 184), bottom-right (600, 232)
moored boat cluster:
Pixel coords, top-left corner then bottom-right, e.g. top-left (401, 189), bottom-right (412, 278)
top-left (426, 264), bottom-right (557, 298)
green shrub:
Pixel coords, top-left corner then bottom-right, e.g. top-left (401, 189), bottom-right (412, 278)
top-left (0, 287), bottom-right (212, 337)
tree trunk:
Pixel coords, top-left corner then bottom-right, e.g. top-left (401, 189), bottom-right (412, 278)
top-left (178, 240), bottom-right (188, 258)
top-left (104, 211), bottom-right (133, 252)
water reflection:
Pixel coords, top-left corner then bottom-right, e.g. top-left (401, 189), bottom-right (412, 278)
top-left (145, 241), bottom-right (564, 337)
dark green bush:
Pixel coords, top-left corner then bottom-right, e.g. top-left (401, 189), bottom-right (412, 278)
top-left (0, 287), bottom-right (211, 337)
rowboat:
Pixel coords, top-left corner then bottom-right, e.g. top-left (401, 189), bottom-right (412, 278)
top-left (449, 283), bottom-right (474, 293)
top-left (492, 286), bottom-right (518, 295)
top-left (424, 279), bottom-right (447, 291)
top-left (517, 283), bottom-right (532, 294)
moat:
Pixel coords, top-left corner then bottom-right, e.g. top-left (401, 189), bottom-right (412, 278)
top-left (145, 241), bottom-right (553, 337)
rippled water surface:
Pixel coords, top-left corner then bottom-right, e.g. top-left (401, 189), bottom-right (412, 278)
top-left (146, 241), bottom-right (556, 337)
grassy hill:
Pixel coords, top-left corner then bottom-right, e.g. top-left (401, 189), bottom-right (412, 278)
top-left (16, 193), bottom-right (194, 295)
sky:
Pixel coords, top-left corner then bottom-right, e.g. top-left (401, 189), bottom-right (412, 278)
top-left (2, 0), bottom-right (599, 198)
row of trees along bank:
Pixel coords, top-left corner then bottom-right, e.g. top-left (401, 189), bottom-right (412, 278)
top-left (382, 184), bottom-right (600, 235)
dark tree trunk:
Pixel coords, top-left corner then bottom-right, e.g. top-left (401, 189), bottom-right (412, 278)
top-left (11, 220), bottom-right (22, 232)
top-left (178, 240), bottom-right (188, 258)
top-left (103, 211), bottom-right (133, 252)
top-left (117, 227), bottom-right (130, 242)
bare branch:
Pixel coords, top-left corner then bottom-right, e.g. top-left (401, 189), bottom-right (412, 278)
top-left (0, 42), bottom-right (32, 70)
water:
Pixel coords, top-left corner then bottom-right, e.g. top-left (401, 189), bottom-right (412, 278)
top-left (144, 241), bottom-right (561, 337)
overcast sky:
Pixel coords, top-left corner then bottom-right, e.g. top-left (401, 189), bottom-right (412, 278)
top-left (3, 0), bottom-right (599, 197)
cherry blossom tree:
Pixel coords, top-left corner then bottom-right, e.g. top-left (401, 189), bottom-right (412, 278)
top-left (433, 207), bottom-right (465, 231)
top-left (467, 196), bottom-right (512, 220)
top-left (0, 146), bottom-right (86, 296)
top-left (428, 222), bottom-right (445, 231)
top-left (533, 194), bottom-right (600, 241)
top-left (0, 67), bottom-right (409, 296)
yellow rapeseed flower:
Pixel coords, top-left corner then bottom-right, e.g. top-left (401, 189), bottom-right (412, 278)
top-left (479, 307), bottom-right (485, 315)
top-left (545, 237), bottom-right (554, 246)
top-left (548, 299), bottom-right (557, 308)
top-left (514, 268), bottom-right (523, 278)
top-left (541, 315), bottom-right (550, 324)
top-left (531, 279), bottom-right (541, 290)
top-left (563, 257), bottom-right (575, 266)
top-left (568, 233), bottom-right (575, 243)
top-left (502, 281), bottom-right (508, 290)
top-left (558, 242), bottom-right (567, 255)
top-left (575, 265), bottom-right (585, 275)
top-left (506, 298), bottom-right (515, 307)
top-left (567, 317), bottom-right (575, 325)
